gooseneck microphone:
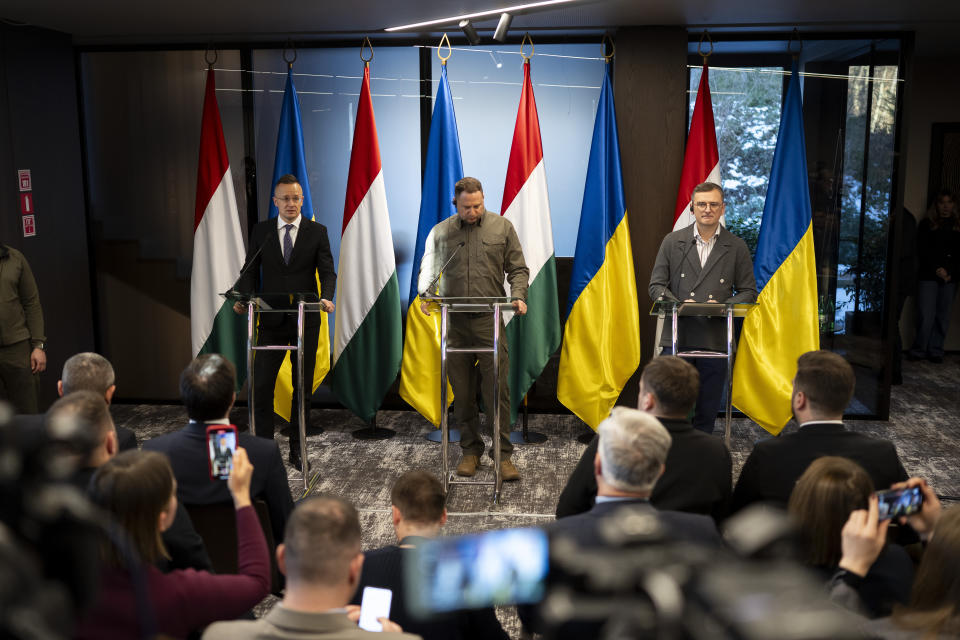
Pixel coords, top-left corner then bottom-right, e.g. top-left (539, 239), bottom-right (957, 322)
top-left (422, 241), bottom-right (466, 298)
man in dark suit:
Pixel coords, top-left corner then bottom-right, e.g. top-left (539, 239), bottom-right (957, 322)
top-left (550, 407), bottom-right (722, 547)
top-left (649, 182), bottom-right (757, 434)
top-left (556, 356), bottom-right (732, 523)
top-left (49, 390), bottom-right (212, 572)
top-left (144, 354), bottom-right (295, 543)
top-left (233, 174), bottom-right (336, 470)
top-left (732, 350), bottom-right (908, 513)
top-left (524, 408), bottom-right (722, 638)
top-left (58, 351), bottom-right (137, 451)
top-left (350, 471), bottom-right (508, 640)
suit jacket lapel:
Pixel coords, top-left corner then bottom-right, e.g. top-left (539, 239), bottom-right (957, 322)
top-left (288, 218), bottom-right (310, 266)
top-left (678, 234), bottom-right (703, 280)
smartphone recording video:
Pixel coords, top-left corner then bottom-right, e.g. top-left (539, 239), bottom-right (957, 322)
top-left (876, 486), bottom-right (922, 520)
top-left (405, 527), bottom-right (548, 619)
top-left (206, 425), bottom-right (237, 480)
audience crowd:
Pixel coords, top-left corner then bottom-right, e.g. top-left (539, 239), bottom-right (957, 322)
top-left (0, 348), bottom-right (954, 639)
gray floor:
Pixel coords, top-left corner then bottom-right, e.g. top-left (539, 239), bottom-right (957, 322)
top-left (114, 353), bottom-right (960, 637)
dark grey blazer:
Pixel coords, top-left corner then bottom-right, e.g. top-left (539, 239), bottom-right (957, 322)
top-left (649, 223), bottom-right (757, 350)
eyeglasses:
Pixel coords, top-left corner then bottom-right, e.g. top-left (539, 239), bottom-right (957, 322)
top-left (694, 201), bottom-right (722, 211)
top-left (275, 195), bottom-right (303, 203)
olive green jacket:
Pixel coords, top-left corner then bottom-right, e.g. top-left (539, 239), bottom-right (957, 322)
top-left (0, 246), bottom-right (45, 347)
top-left (418, 211), bottom-right (529, 302)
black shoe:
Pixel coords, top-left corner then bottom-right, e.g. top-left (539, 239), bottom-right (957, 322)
top-left (288, 446), bottom-right (303, 472)
top-left (930, 355), bottom-right (944, 364)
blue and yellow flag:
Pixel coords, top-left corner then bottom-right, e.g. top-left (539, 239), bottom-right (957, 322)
top-left (269, 67), bottom-right (330, 421)
top-left (398, 65), bottom-right (462, 425)
top-left (557, 64), bottom-right (640, 430)
top-left (732, 60), bottom-right (819, 435)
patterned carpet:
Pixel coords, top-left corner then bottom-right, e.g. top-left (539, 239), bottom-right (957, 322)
top-left (113, 353), bottom-right (960, 637)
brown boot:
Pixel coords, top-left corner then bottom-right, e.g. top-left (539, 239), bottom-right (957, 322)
top-left (500, 458), bottom-right (520, 482)
top-left (456, 454), bottom-right (480, 477)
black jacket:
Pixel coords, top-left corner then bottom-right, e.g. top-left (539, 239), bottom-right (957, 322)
top-left (731, 422), bottom-right (908, 513)
top-left (350, 536), bottom-right (509, 640)
top-left (234, 217), bottom-right (336, 328)
top-left (556, 417), bottom-right (732, 523)
top-left (143, 422), bottom-right (295, 541)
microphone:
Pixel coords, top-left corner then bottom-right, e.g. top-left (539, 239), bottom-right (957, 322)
top-left (422, 241), bottom-right (465, 298)
top-left (227, 242), bottom-right (266, 297)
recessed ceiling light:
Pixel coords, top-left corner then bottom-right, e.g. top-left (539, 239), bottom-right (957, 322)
top-left (384, 0), bottom-right (577, 32)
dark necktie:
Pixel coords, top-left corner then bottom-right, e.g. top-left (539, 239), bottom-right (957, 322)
top-left (283, 223), bottom-right (294, 264)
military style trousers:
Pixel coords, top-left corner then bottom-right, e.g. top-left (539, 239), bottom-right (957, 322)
top-left (448, 314), bottom-right (513, 458)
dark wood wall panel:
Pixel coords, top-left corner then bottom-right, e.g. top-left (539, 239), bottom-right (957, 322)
top-left (614, 27), bottom-right (689, 399)
top-left (0, 25), bottom-right (95, 411)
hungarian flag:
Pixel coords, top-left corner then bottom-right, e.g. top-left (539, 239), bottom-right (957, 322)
top-left (330, 66), bottom-right (402, 422)
top-left (191, 67), bottom-right (247, 384)
top-left (673, 63), bottom-right (721, 231)
top-left (501, 58), bottom-right (560, 424)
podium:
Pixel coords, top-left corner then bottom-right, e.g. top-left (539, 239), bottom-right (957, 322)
top-left (650, 301), bottom-right (756, 447)
top-left (224, 291), bottom-right (326, 491)
top-left (427, 295), bottom-right (515, 504)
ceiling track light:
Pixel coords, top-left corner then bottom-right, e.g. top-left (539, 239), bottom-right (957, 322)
top-left (493, 13), bottom-right (513, 43)
top-left (385, 0), bottom-right (576, 32)
top-left (460, 19), bottom-right (481, 46)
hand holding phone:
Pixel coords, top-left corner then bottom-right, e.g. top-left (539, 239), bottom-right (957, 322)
top-left (227, 447), bottom-right (253, 509)
top-left (206, 425), bottom-right (238, 480)
top-left (875, 486), bottom-right (923, 521)
top-left (358, 586), bottom-right (393, 632)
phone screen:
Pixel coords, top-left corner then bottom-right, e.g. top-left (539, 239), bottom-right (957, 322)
top-left (358, 586), bottom-right (392, 632)
top-left (406, 527), bottom-right (549, 618)
top-left (876, 486), bottom-right (923, 520)
top-left (206, 426), bottom-right (237, 480)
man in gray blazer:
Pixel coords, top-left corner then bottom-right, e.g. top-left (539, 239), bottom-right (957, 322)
top-left (203, 496), bottom-right (420, 640)
top-left (649, 182), bottom-right (757, 433)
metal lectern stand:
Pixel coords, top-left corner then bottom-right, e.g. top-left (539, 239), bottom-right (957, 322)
top-left (427, 295), bottom-right (514, 505)
top-left (650, 301), bottom-right (756, 448)
top-left (224, 291), bottom-right (325, 492)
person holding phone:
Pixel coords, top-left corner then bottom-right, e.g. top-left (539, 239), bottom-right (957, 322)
top-left (74, 448), bottom-right (270, 639)
top-left (203, 495), bottom-right (419, 640)
top-left (788, 456), bottom-right (913, 617)
top-left (831, 478), bottom-right (960, 637)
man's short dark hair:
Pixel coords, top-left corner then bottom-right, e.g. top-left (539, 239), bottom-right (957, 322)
top-left (794, 350), bottom-right (855, 416)
top-left (61, 352), bottom-right (115, 395)
top-left (691, 181), bottom-right (724, 202)
top-left (641, 356), bottom-right (699, 416)
top-left (179, 354), bottom-right (236, 422)
top-left (275, 174), bottom-right (300, 189)
top-left (283, 495), bottom-right (361, 586)
top-left (391, 470), bottom-right (445, 524)
top-left (453, 177), bottom-right (483, 203)
top-left (47, 390), bottom-right (114, 445)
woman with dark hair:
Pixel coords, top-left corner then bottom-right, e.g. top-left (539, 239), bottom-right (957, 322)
top-left (74, 448), bottom-right (270, 639)
top-left (909, 188), bottom-right (960, 363)
top-left (788, 456), bottom-right (913, 617)
top-left (835, 478), bottom-right (959, 638)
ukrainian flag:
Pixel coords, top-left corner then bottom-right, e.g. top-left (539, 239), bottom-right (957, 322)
top-left (398, 65), bottom-right (461, 425)
top-left (557, 64), bottom-right (641, 430)
top-left (732, 60), bottom-right (819, 435)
